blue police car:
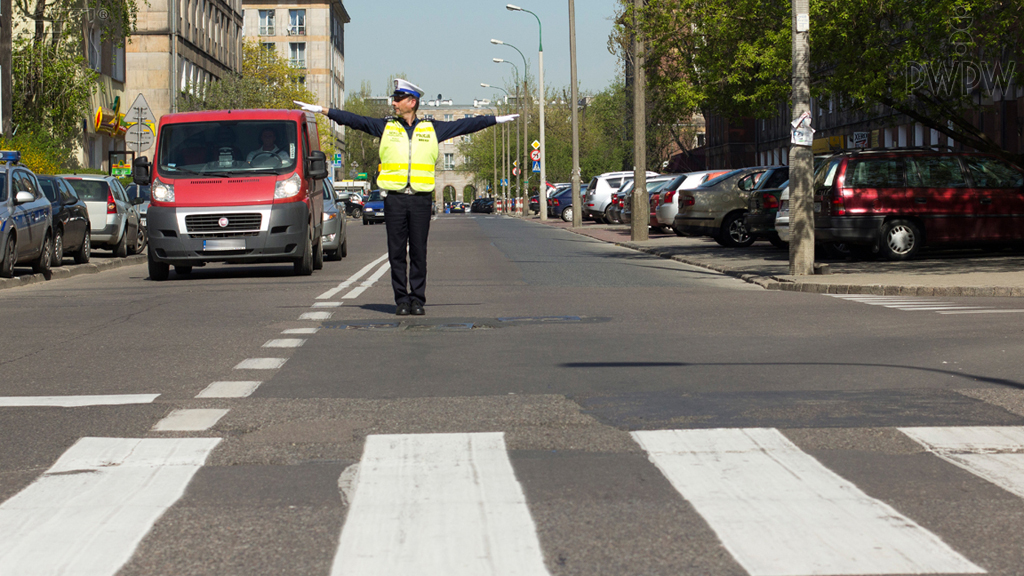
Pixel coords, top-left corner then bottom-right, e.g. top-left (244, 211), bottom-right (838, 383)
top-left (0, 151), bottom-right (55, 278)
top-left (362, 190), bottom-right (385, 225)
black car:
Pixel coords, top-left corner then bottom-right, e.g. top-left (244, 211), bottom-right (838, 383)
top-left (37, 175), bottom-right (91, 265)
top-left (470, 198), bottom-right (495, 213)
top-left (529, 195), bottom-right (540, 214)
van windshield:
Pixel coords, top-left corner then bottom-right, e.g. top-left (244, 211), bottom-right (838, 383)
top-left (157, 120), bottom-right (299, 178)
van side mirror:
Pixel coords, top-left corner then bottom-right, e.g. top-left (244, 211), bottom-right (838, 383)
top-left (307, 151), bottom-right (328, 180)
top-left (133, 157), bottom-right (152, 185)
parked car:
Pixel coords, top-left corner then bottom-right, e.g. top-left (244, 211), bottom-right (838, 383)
top-left (744, 183), bottom-right (789, 248)
top-left (322, 180), bottom-right (348, 261)
top-left (61, 173), bottom-right (145, 257)
top-left (363, 190), bottom-right (385, 225)
top-left (126, 183), bottom-right (151, 228)
top-left (675, 166), bottom-right (790, 247)
top-left (131, 109), bottom-right (327, 280)
top-left (0, 151), bottom-right (54, 277)
top-left (654, 170), bottom-right (729, 235)
top-left (471, 197), bottom-right (495, 213)
top-left (777, 149), bottom-right (1024, 260)
top-left (529, 195), bottom-right (540, 214)
top-left (546, 186), bottom-right (576, 221)
top-left (622, 175), bottom-right (677, 225)
top-left (37, 175), bottom-right (91, 265)
top-left (606, 181), bottom-right (633, 224)
top-left (584, 171), bottom-right (658, 223)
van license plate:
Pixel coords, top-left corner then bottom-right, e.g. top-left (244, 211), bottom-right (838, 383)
top-left (203, 239), bottom-right (246, 251)
top-left (813, 202), bottom-right (821, 213)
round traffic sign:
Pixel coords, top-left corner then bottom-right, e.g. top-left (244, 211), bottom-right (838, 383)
top-left (513, 167), bottom-right (520, 176)
top-left (530, 150), bottom-right (541, 161)
top-left (125, 123), bottom-right (154, 153)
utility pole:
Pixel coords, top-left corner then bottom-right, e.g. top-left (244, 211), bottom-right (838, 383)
top-left (568, 0), bottom-right (582, 227)
top-left (1, 0), bottom-right (12, 139)
top-left (630, 0), bottom-right (648, 242)
top-left (521, 73), bottom-right (528, 216)
top-left (789, 0), bottom-right (814, 274)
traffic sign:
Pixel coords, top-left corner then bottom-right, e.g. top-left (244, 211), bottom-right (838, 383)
top-left (123, 93), bottom-right (156, 125)
top-left (513, 167), bottom-right (520, 176)
top-left (333, 153), bottom-right (343, 164)
top-left (125, 123), bottom-right (154, 154)
top-left (530, 150), bottom-right (541, 161)
top-left (531, 140), bottom-right (540, 150)
top-left (532, 160), bottom-right (540, 173)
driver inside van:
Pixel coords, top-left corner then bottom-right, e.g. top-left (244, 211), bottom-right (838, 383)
top-left (247, 128), bottom-right (290, 165)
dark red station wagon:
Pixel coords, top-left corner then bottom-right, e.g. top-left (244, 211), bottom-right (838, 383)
top-left (811, 149), bottom-right (1024, 259)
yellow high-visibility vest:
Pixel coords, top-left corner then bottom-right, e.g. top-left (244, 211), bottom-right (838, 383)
top-left (377, 119), bottom-right (438, 192)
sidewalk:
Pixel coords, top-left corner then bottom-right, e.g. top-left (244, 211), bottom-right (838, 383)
top-left (531, 216), bottom-right (1024, 297)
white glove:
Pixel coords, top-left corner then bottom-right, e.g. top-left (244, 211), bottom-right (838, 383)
top-left (496, 114), bottom-right (519, 124)
top-left (293, 100), bottom-right (323, 114)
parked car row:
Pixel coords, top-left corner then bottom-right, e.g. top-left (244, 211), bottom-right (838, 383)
top-left (1, 150), bottom-right (148, 279)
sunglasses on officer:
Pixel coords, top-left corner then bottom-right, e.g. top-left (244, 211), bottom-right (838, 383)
top-left (392, 92), bottom-right (415, 102)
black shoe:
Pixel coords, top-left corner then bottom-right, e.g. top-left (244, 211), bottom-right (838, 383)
top-left (410, 301), bottom-right (425, 316)
top-left (395, 302), bottom-right (411, 316)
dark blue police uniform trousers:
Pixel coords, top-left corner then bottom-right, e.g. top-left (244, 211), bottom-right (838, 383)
top-left (383, 192), bottom-right (432, 304)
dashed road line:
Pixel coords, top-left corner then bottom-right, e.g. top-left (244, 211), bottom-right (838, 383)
top-left (300, 311), bottom-right (333, 320)
top-left (152, 409), bottom-right (230, 432)
top-left (341, 261), bottom-right (391, 300)
top-left (234, 358), bottom-right (288, 370)
top-left (312, 302), bottom-right (343, 308)
top-left (196, 381), bottom-right (262, 398)
top-left (263, 338), bottom-right (306, 348)
top-left (317, 253), bottom-right (389, 300)
top-left (282, 327), bottom-right (319, 334)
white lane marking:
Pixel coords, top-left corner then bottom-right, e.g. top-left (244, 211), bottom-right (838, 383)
top-left (196, 381), bottom-right (261, 398)
top-left (282, 327), bottom-right (320, 334)
top-left (312, 302), bottom-right (343, 308)
top-left (939, 309), bottom-right (1024, 315)
top-left (0, 394), bottom-right (159, 407)
top-left (341, 261), bottom-right (391, 299)
top-left (902, 426), bottom-right (1024, 499)
top-left (234, 358), bottom-right (288, 370)
top-left (633, 428), bottom-right (983, 576)
top-left (263, 338), bottom-right (306, 348)
top-left (317, 253), bottom-right (389, 300)
top-left (331, 432), bottom-right (550, 576)
top-left (300, 311), bottom-right (333, 320)
top-left (152, 409), bottom-right (229, 432)
top-left (893, 306), bottom-right (991, 311)
top-left (0, 437), bottom-right (220, 575)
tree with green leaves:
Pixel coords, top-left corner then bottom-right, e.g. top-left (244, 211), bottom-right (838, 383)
top-left (627, 0), bottom-right (1024, 164)
top-left (341, 81), bottom-right (392, 182)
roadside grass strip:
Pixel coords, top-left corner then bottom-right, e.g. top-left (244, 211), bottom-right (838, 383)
top-left (317, 253), bottom-right (389, 300)
top-left (0, 394), bottom-right (160, 407)
top-left (331, 432), bottom-right (550, 576)
top-left (632, 428), bottom-right (983, 576)
top-left (234, 358), bottom-right (288, 370)
top-left (0, 437), bottom-right (220, 575)
top-left (901, 426), bottom-right (1024, 499)
top-left (196, 381), bottom-right (261, 398)
top-left (341, 261), bottom-right (391, 299)
top-left (152, 409), bottom-right (230, 431)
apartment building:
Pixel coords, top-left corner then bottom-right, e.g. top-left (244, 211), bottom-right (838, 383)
top-left (419, 97), bottom-right (496, 202)
top-left (243, 0), bottom-right (349, 149)
top-left (125, 0), bottom-right (244, 122)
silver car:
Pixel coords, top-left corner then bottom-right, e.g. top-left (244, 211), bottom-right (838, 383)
top-left (584, 171), bottom-right (658, 223)
top-left (621, 175), bottom-right (677, 225)
top-left (322, 181), bottom-right (348, 261)
top-left (654, 170), bottom-right (727, 234)
top-left (61, 174), bottom-right (144, 257)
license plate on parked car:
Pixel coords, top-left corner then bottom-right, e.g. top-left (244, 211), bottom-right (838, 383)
top-left (203, 239), bottom-right (246, 251)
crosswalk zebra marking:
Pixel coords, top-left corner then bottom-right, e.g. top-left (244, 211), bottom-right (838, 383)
top-left (0, 437), bottom-right (220, 575)
top-left (152, 408), bottom-right (229, 431)
top-left (901, 426), bottom-right (1024, 500)
top-left (195, 381), bottom-right (261, 398)
top-left (632, 428), bottom-right (984, 576)
top-left (825, 294), bottom-right (996, 314)
top-left (0, 394), bottom-right (160, 407)
top-left (331, 432), bottom-right (550, 576)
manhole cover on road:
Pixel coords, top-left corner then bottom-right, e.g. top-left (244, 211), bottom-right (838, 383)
top-left (323, 316), bottom-right (605, 332)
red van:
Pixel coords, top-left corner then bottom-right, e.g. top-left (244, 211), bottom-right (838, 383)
top-left (812, 149), bottom-right (1024, 259)
top-left (133, 109), bottom-right (327, 280)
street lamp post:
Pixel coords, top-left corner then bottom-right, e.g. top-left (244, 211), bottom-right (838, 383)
top-left (493, 57), bottom-right (523, 216)
top-left (507, 4), bottom-right (546, 221)
top-left (492, 39), bottom-right (529, 217)
top-left (482, 83), bottom-right (513, 213)
top-left (568, 0), bottom-right (582, 226)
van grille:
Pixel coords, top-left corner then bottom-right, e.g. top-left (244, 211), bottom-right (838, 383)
top-left (188, 178), bottom-right (261, 185)
top-left (185, 213), bottom-right (262, 233)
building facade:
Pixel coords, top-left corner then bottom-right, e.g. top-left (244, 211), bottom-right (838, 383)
top-left (418, 97), bottom-right (495, 202)
top-left (242, 0), bottom-right (349, 150)
top-left (125, 0), bottom-right (244, 122)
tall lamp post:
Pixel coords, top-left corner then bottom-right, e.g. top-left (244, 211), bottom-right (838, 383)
top-left (493, 57), bottom-right (523, 216)
top-left (482, 83), bottom-right (512, 212)
top-left (491, 39), bottom-right (529, 216)
top-left (568, 0), bottom-right (582, 227)
top-left (507, 4), bottom-right (546, 220)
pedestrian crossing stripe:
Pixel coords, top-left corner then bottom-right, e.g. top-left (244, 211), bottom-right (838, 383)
top-left (824, 294), bottom-right (1013, 314)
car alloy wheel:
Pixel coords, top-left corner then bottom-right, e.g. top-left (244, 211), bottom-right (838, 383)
top-left (561, 206), bottom-right (573, 222)
top-left (32, 234), bottom-right (52, 275)
top-left (1, 235), bottom-right (15, 278)
top-left (74, 233), bottom-right (91, 264)
top-left (53, 229), bottom-right (64, 266)
top-left (717, 212), bottom-right (755, 247)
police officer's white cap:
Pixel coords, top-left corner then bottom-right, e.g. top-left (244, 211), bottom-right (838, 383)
top-left (393, 79), bottom-right (424, 99)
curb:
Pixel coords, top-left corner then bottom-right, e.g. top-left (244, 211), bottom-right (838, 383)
top-left (544, 221), bottom-right (1023, 298)
top-left (0, 254), bottom-right (146, 292)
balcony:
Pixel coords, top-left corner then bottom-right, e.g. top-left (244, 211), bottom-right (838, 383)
top-left (287, 25), bottom-right (305, 36)
top-left (289, 59), bottom-right (306, 69)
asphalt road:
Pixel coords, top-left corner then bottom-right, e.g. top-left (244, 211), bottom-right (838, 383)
top-left (3, 213), bottom-right (1024, 575)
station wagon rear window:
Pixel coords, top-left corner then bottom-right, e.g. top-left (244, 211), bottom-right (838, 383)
top-left (906, 156), bottom-right (968, 188)
top-left (65, 180), bottom-right (109, 202)
top-left (157, 120), bottom-right (299, 178)
top-left (964, 157), bottom-right (1024, 188)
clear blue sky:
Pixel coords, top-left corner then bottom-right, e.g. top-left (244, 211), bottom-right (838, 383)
top-left (342, 0), bottom-right (623, 104)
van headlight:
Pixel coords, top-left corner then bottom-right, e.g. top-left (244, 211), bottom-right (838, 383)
top-left (275, 173), bottom-right (302, 199)
top-left (152, 180), bottom-right (174, 202)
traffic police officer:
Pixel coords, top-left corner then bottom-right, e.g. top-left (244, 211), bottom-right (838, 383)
top-left (295, 80), bottom-right (518, 315)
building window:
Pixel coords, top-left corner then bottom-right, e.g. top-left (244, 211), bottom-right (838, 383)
top-left (289, 9), bottom-right (306, 35)
top-left (87, 27), bottom-right (101, 71)
top-left (112, 44), bottom-right (125, 82)
top-left (423, 114), bottom-right (434, 120)
top-left (289, 42), bottom-right (306, 68)
top-left (261, 42), bottom-right (274, 52)
top-left (444, 114), bottom-right (453, 121)
top-left (444, 153), bottom-right (455, 170)
top-left (259, 10), bottom-right (275, 35)
top-left (464, 114), bottom-right (472, 118)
